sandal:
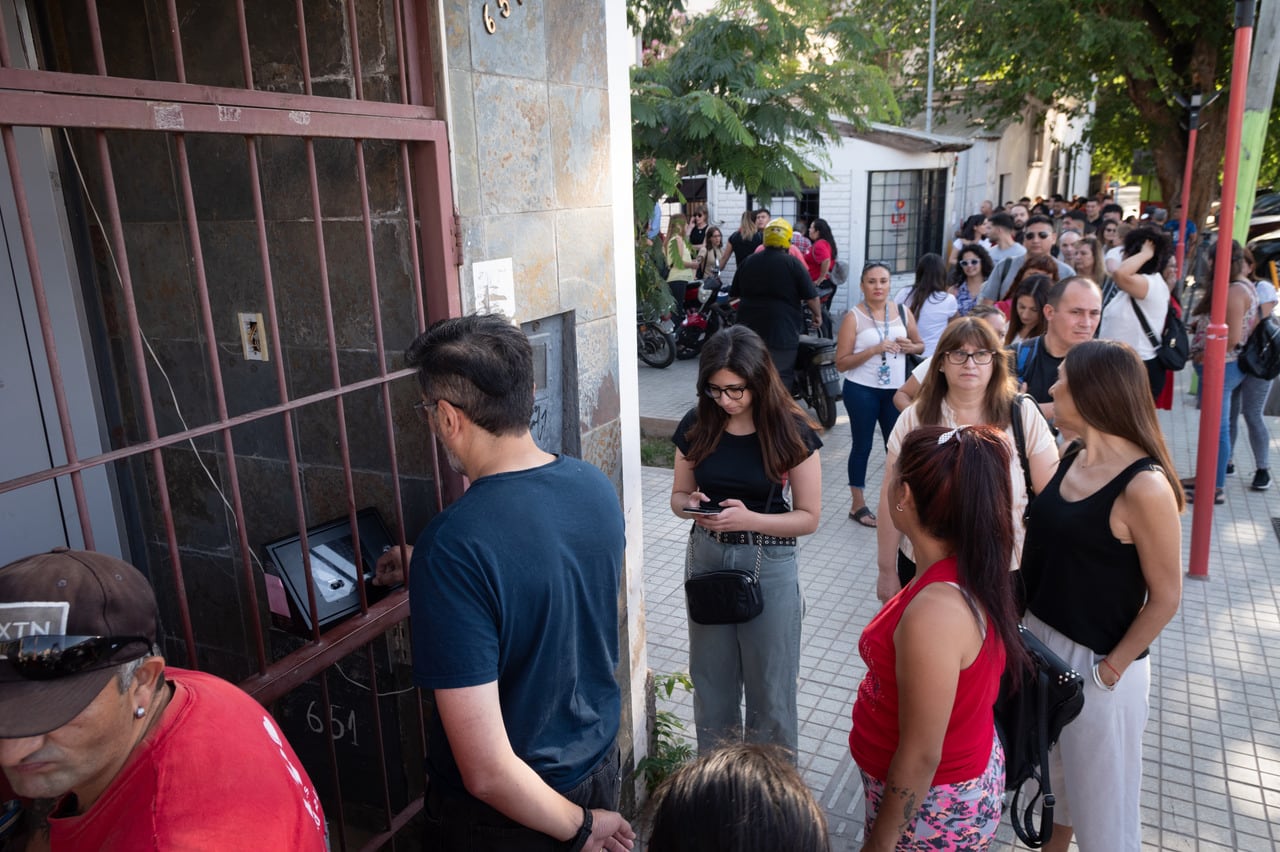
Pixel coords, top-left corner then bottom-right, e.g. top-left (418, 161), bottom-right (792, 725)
top-left (849, 506), bottom-right (877, 528)
top-left (1186, 487), bottom-right (1224, 505)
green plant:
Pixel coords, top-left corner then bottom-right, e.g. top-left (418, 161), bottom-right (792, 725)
top-left (634, 672), bottom-right (695, 793)
top-left (639, 434), bottom-right (675, 469)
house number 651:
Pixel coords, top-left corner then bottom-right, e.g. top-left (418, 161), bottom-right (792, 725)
top-left (483, 0), bottom-right (524, 34)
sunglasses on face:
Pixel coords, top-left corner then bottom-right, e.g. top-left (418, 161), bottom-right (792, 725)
top-left (1025, 231), bottom-right (1053, 240)
top-left (0, 634), bottom-right (150, 681)
top-left (704, 384), bottom-right (747, 400)
top-left (943, 349), bottom-right (995, 365)
top-left (959, 258), bottom-right (981, 267)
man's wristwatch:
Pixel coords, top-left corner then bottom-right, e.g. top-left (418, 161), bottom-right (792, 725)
top-left (568, 805), bottom-right (592, 852)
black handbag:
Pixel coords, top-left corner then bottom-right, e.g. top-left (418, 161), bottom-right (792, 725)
top-left (994, 624), bottom-right (1085, 848)
top-left (1239, 315), bottom-right (1280, 380)
top-left (683, 531), bottom-right (764, 625)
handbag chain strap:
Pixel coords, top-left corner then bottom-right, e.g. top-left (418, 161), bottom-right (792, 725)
top-left (683, 483), bottom-right (775, 583)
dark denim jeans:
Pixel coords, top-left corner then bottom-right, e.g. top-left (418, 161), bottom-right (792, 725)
top-left (423, 744), bottom-right (620, 851)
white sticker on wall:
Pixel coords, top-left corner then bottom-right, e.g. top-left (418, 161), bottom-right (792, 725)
top-left (472, 257), bottom-right (516, 320)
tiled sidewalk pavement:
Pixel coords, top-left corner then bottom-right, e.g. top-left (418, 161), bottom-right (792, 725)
top-left (636, 356), bottom-right (1280, 850)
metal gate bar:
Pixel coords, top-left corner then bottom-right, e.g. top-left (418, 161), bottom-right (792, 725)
top-left (0, 1), bottom-right (457, 844)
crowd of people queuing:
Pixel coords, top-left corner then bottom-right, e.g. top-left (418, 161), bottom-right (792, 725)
top-left (1, 188), bottom-right (1266, 852)
top-left (647, 189), bottom-right (1244, 850)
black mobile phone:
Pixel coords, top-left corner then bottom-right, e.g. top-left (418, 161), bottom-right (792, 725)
top-left (686, 504), bottom-right (722, 515)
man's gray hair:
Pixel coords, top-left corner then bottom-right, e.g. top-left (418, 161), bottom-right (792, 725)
top-left (116, 647), bottom-right (161, 692)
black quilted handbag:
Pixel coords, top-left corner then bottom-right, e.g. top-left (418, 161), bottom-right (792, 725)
top-left (1239, 315), bottom-right (1280, 380)
top-left (994, 624), bottom-right (1086, 848)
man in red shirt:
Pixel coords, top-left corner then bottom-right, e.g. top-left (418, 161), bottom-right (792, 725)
top-left (0, 549), bottom-right (326, 851)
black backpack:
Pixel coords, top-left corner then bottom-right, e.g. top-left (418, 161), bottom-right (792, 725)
top-left (1239, 315), bottom-right (1280, 380)
top-left (993, 625), bottom-right (1085, 848)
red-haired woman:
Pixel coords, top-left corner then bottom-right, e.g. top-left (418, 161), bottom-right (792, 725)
top-left (1021, 339), bottom-right (1183, 852)
top-left (851, 425), bottom-right (1027, 850)
top-left (670, 325), bottom-right (822, 755)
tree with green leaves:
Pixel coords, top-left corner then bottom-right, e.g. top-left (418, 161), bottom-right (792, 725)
top-left (865, 0), bottom-right (1251, 226)
top-left (629, 0), bottom-right (899, 309)
top-left (630, 0), bottom-right (900, 220)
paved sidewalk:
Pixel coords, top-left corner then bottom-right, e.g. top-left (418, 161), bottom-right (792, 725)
top-left (636, 355), bottom-right (1280, 851)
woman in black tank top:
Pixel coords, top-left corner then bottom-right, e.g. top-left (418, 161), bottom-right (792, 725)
top-left (1019, 340), bottom-right (1184, 852)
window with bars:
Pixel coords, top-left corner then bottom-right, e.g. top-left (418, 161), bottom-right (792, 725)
top-left (864, 169), bottom-right (947, 274)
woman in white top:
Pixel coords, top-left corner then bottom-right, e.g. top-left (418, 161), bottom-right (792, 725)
top-left (1229, 248), bottom-right (1276, 491)
top-left (875, 317), bottom-right (1058, 602)
top-left (896, 253), bottom-right (958, 357)
top-left (1097, 227), bottom-right (1172, 399)
top-left (837, 262), bottom-right (924, 527)
top-left (949, 214), bottom-right (991, 263)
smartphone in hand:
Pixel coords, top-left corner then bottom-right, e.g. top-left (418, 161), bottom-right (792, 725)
top-left (686, 504), bottom-right (722, 515)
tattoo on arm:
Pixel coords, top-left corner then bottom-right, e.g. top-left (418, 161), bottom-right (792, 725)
top-left (888, 783), bottom-right (917, 833)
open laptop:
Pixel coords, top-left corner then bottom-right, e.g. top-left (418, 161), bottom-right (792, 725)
top-left (264, 507), bottom-right (401, 632)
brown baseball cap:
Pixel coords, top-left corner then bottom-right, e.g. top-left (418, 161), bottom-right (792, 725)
top-left (0, 548), bottom-right (159, 738)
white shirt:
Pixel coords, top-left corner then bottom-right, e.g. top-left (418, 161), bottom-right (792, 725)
top-left (895, 289), bottom-right (958, 356)
top-left (1098, 272), bottom-right (1169, 360)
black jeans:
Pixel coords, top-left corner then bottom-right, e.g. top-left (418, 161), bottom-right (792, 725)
top-left (423, 744), bottom-right (621, 851)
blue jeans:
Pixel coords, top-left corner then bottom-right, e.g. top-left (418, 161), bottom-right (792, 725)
top-left (842, 380), bottom-right (900, 489)
top-left (1196, 361), bottom-right (1247, 488)
top-left (686, 529), bottom-right (803, 756)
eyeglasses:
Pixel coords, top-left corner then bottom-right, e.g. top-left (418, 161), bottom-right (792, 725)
top-left (1025, 231), bottom-right (1053, 240)
top-left (943, 349), bottom-right (996, 365)
top-left (959, 258), bottom-right (982, 267)
top-left (0, 635), bottom-right (150, 681)
top-left (413, 398), bottom-right (463, 422)
top-left (704, 384), bottom-right (748, 400)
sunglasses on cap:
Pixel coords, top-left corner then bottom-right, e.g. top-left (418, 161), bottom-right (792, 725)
top-left (1, 635), bottom-right (150, 681)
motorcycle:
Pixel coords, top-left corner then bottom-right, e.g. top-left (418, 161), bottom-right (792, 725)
top-left (637, 307), bottom-right (676, 369)
top-left (674, 274), bottom-right (736, 359)
top-left (794, 307), bottom-right (842, 428)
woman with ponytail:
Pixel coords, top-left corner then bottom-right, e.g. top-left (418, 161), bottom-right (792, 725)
top-left (850, 424), bottom-right (1029, 851)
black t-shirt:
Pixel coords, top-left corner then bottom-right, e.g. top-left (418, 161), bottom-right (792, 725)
top-left (730, 248), bottom-right (819, 350)
top-left (728, 231), bottom-right (762, 266)
top-left (672, 408), bottom-right (822, 514)
top-left (1007, 336), bottom-right (1063, 405)
top-left (688, 225), bottom-right (707, 246)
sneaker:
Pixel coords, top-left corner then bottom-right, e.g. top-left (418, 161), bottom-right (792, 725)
top-left (1226, 461), bottom-right (1235, 475)
top-left (1251, 469), bottom-right (1272, 491)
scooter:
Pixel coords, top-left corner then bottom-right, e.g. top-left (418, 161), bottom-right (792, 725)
top-left (794, 307), bottom-right (842, 428)
top-left (674, 274), bottom-right (736, 359)
top-left (637, 307), bottom-right (676, 369)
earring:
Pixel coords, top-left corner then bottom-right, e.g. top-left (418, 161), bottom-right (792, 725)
top-left (134, 707), bottom-right (146, 719)
top-left (894, 503), bottom-right (905, 513)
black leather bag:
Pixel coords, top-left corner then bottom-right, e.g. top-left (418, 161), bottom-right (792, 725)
top-left (1239, 315), bottom-right (1280, 380)
top-left (994, 624), bottom-right (1086, 848)
top-left (684, 568), bottom-right (763, 625)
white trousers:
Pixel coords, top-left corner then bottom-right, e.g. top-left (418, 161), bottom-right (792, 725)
top-left (1023, 612), bottom-right (1150, 852)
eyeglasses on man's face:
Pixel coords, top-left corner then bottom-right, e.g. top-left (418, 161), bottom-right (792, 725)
top-left (704, 383), bottom-right (747, 400)
top-left (943, 349), bottom-right (996, 365)
top-left (1025, 230), bottom-right (1053, 240)
top-left (414, 398), bottom-right (464, 422)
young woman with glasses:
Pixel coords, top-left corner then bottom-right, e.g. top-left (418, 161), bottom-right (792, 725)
top-left (950, 243), bottom-right (993, 316)
top-left (874, 317), bottom-right (1057, 602)
top-left (669, 325), bottom-right (823, 755)
top-left (836, 263), bottom-right (925, 528)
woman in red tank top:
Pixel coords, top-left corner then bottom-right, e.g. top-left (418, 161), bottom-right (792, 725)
top-left (850, 425), bottom-right (1029, 851)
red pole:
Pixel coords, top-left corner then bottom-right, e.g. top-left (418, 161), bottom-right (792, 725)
top-left (1174, 96), bottom-right (1199, 280)
top-left (1188, 1), bottom-right (1255, 579)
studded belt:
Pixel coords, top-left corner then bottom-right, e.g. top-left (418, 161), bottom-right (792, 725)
top-left (702, 528), bottom-right (796, 547)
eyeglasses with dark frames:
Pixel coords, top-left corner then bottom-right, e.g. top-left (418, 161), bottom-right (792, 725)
top-left (1025, 230), bottom-right (1053, 240)
top-left (0, 634), bottom-right (150, 681)
top-left (704, 383), bottom-right (748, 400)
top-left (943, 349), bottom-right (996, 365)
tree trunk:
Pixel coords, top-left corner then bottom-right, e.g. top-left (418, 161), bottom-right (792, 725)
top-left (1151, 102), bottom-right (1229, 231)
